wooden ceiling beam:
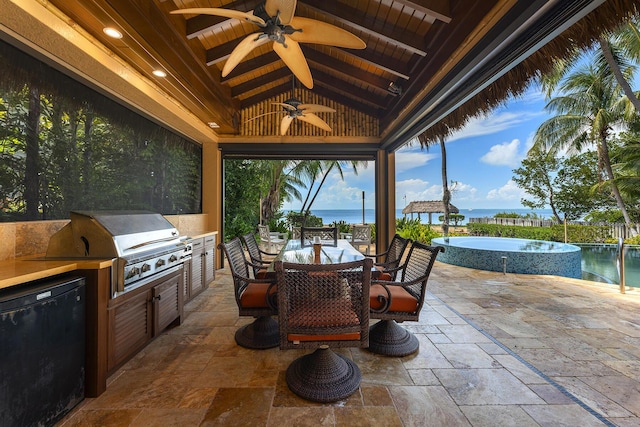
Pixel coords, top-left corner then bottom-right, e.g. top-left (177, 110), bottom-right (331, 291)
top-left (311, 84), bottom-right (381, 117)
top-left (304, 48), bottom-right (390, 94)
top-left (299, 2), bottom-right (428, 56)
top-left (182, 0), bottom-right (262, 39)
top-left (392, 0), bottom-right (452, 23)
top-left (221, 51), bottom-right (280, 83)
top-left (239, 83), bottom-right (291, 109)
top-left (231, 67), bottom-right (291, 97)
top-left (311, 69), bottom-right (388, 109)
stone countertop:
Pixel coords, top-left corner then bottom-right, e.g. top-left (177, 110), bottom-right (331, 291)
top-left (0, 257), bottom-right (114, 291)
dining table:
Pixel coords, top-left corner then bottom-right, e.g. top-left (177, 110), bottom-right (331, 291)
top-left (274, 239), bottom-right (365, 265)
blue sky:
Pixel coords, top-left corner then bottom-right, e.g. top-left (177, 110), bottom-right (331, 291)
top-left (283, 84), bottom-right (552, 211)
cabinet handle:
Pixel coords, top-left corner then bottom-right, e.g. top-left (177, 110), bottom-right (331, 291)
top-left (152, 295), bottom-right (162, 302)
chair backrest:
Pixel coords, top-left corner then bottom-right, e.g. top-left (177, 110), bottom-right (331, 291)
top-left (291, 226), bottom-right (301, 239)
top-left (300, 226), bottom-right (338, 246)
top-left (399, 241), bottom-right (444, 311)
top-left (351, 224), bottom-right (371, 243)
top-left (240, 233), bottom-right (263, 277)
top-left (275, 258), bottom-right (372, 350)
top-left (257, 224), bottom-right (271, 243)
top-left (219, 237), bottom-right (251, 280)
top-left (385, 234), bottom-right (410, 265)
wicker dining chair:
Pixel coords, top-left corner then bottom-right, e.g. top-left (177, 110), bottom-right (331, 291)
top-left (300, 226), bottom-right (338, 246)
top-left (240, 233), bottom-right (278, 279)
top-left (274, 258), bottom-right (372, 402)
top-left (218, 237), bottom-right (279, 349)
top-left (368, 241), bottom-right (443, 356)
top-left (366, 234), bottom-right (411, 281)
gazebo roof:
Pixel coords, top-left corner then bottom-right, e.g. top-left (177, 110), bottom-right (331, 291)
top-left (402, 201), bottom-right (460, 215)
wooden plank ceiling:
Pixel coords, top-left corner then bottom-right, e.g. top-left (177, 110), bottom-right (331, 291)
top-left (44, 0), bottom-right (607, 150)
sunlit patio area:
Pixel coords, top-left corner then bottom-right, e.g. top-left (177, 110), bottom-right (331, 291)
top-left (59, 261), bottom-right (640, 427)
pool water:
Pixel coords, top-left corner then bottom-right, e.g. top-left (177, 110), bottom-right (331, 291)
top-left (579, 244), bottom-right (640, 288)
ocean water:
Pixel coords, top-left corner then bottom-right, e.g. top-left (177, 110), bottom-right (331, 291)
top-left (290, 208), bottom-right (555, 225)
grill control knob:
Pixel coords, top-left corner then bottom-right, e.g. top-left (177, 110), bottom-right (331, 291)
top-left (155, 258), bottom-right (166, 268)
top-left (126, 267), bottom-right (140, 279)
top-left (141, 263), bottom-right (151, 273)
top-left (168, 254), bottom-right (178, 263)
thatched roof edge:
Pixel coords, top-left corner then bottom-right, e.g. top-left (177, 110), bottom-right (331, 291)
top-left (417, 0), bottom-right (640, 146)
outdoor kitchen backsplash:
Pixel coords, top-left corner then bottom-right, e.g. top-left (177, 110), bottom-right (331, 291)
top-left (0, 214), bottom-right (210, 261)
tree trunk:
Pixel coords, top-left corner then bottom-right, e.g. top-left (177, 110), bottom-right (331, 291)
top-left (25, 87), bottom-right (40, 220)
top-left (599, 135), bottom-right (638, 235)
top-left (598, 36), bottom-right (640, 113)
top-left (439, 138), bottom-right (450, 236)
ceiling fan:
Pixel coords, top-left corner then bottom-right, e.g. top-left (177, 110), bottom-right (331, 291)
top-left (171, 0), bottom-right (366, 89)
top-left (247, 77), bottom-right (335, 135)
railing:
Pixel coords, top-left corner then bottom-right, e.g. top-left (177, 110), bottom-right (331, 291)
top-left (617, 237), bottom-right (626, 294)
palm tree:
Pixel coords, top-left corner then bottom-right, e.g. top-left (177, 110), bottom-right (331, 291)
top-left (534, 63), bottom-right (639, 235)
top-left (260, 160), bottom-right (304, 224)
top-left (416, 134), bottom-right (451, 236)
top-left (299, 160), bottom-right (368, 218)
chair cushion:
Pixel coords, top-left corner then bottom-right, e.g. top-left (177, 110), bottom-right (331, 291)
top-left (373, 266), bottom-right (393, 281)
top-left (370, 284), bottom-right (418, 313)
top-left (240, 282), bottom-right (276, 308)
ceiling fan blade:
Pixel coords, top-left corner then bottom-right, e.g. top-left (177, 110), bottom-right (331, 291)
top-left (245, 111), bottom-right (284, 122)
top-left (299, 104), bottom-right (336, 113)
top-left (222, 33), bottom-right (270, 77)
top-left (289, 17), bottom-right (366, 49)
top-left (265, 0), bottom-right (297, 25)
top-left (273, 36), bottom-right (313, 89)
top-left (280, 115), bottom-right (295, 135)
top-left (272, 102), bottom-right (297, 111)
top-left (170, 8), bottom-right (266, 26)
top-left (298, 113), bottom-right (332, 132)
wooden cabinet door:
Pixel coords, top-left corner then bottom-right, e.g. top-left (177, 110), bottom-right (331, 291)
top-left (203, 234), bottom-right (216, 285)
top-left (190, 237), bottom-right (205, 297)
top-left (152, 268), bottom-right (183, 334)
top-left (108, 289), bottom-right (152, 370)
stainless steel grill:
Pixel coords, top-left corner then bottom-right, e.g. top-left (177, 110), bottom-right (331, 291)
top-left (46, 211), bottom-right (192, 297)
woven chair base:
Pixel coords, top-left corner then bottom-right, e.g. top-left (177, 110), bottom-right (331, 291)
top-left (234, 316), bottom-right (279, 349)
top-left (368, 320), bottom-right (419, 356)
top-left (286, 347), bottom-right (361, 402)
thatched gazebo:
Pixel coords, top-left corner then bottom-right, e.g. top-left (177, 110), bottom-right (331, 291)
top-left (402, 201), bottom-right (459, 224)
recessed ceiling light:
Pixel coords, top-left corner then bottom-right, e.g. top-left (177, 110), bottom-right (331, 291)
top-left (152, 69), bottom-right (167, 78)
top-left (208, 122), bottom-right (220, 128)
top-left (103, 27), bottom-right (123, 39)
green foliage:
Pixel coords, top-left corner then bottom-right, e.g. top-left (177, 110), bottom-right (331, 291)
top-left (396, 218), bottom-right (440, 244)
top-left (467, 223), bottom-right (612, 243)
top-left (438, 213), bottom-right (465, 225)
top-left (334, 220), bottom-right (350, 234)
top-left (285, 211), bottom-right (323, 228)
top-left (0, 73), bottom-right (201, 222)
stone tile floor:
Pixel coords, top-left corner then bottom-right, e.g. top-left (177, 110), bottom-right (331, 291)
top-left (59, 262), bottom-right (640, 426)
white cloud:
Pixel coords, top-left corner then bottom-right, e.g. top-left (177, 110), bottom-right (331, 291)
top-left (395, 147), bottom-right (438, 172)
top-left (447, 109), bottom-right (547, 143)
top-left (396, 178), bottom-right (442, 208)
top-left (486, 179), bottom-right (525, 201)
top-left (480, 139), bottom-right (524, 167)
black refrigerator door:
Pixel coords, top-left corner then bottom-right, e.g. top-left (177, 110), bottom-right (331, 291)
top-left (0, 276), bottom-right (86, 427)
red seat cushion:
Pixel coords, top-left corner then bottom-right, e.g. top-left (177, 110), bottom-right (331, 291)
top-left (240, 282), bottom-right (275, 308)
top-left (370, 284), bottom-right (418, 313)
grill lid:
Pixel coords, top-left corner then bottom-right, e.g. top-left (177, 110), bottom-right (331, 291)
top-left (46, 210), bottom-right (181, 259)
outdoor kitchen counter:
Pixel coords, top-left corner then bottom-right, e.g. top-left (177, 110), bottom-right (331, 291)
top-left (0, 257), bottom-right (114, 290)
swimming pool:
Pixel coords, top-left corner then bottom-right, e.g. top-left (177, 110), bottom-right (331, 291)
top-left (579, 244), bottom-right (640, 287)
top-left (431, 236), bottom-right (582, 279)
